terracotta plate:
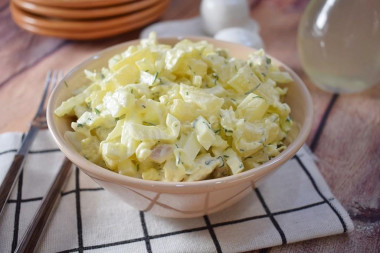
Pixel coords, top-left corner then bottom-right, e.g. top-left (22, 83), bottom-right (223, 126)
top-left (20, 0), bottom-right (139, 9)
top-left (13, 0), bottom-right (162, 19)
top-left (11, 0), bottom-right (169, 32)
top-left (10, 0), bottom-right (170, 40)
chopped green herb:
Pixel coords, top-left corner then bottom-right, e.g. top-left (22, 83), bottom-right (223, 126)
top-left (205, 159), bottom-right (213, 166)
top-left (94, 108), bottom-right (100, 115)
top-left (272, 115), bottom-right (279, 122)
top-left (212, 73), bottom-right (219, 85)
top-left (216, 156), bottom-right (225, 167)
top-left (143, 121), bottom-right (156, 126)
top-left (152, 72), bottom-right (158, 84)
top-left (192, 118), bottom-right (199, 128)
top-left (64, 81), bottom-right (69, 88)
top-left (176, 154), bottom-right (181, 165)
top-left (244, 83), bottom-right (262, 95)
top-left (115, 114), bottom-right (125, 121)
top-left (77, 123), bottom-right (84, 127)
top-left (266, 57), bottom-right (271, 65)
top-left (203, 121), bottom-right (211, 129)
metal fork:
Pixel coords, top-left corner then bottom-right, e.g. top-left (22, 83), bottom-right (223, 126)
top-left (13, 71), bottom-right (73, 253)
top-left (0, 70), bottom-right (61, 216)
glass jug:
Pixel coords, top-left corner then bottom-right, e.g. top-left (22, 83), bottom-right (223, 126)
top-left (297, 0), bottom-right (380, 93)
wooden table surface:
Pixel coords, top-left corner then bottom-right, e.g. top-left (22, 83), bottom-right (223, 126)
top-left (0, 0), bottom-right (379, 252)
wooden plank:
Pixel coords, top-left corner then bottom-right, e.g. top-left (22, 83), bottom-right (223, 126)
top-left (0, 0), bottom-right (197, 88)
top-left (0, 29), bottom-right (143, 132)
top-left (0, 1), bottom-right (66, 87)
top-left (0, 0), bottom-right (379, 251)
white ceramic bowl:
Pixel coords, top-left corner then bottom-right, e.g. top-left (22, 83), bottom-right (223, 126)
top-left (47, 37), bottom-right (313, 218)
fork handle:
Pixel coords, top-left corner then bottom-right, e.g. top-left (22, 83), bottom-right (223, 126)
top-left (15, 158), bottom-right (73, 253)
top-left (0, 125), bottom-right (39, 216)
top-left (0, 154), bottom-right (25, 215)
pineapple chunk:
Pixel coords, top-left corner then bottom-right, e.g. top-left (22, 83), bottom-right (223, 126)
top-left (112, 64), bottom-right (139, 85)
top-left (80, 137), bottom-right (100, 163)
top-left (102, 87), bottom-right (135, 117)
top-left (164, 157), bottom-right (185, 182)
top-left (224, 148), bottom-right (244, 174)
top-left (192, 116), bottom-right (216, 150)
top-left (55, 83), bottom-right (99, 117)
top-left (142, 168), bottom-right (162, 181)
top-left (170, 99), bottom-right (200, 123)
top-left (227, 64), bottom-right (261, 94)
top-left (118, 159), bottom-right (139, 178)
top-left (236, 94), bottom-right (268, 122)
top-left (179, 84), bottom-right (224, 116)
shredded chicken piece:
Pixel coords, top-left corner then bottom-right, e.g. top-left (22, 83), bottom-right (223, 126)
top-left (149, 144), bottom-right (173, 163)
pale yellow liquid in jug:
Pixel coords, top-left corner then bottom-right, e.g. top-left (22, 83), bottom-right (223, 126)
top-left (298, 0), bottom-right (380, 93)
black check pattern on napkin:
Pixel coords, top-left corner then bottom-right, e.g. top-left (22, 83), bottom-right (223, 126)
top-left (0, 131), bottom-right (352, 253)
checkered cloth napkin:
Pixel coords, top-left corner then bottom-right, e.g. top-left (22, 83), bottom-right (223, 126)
top-left (0, 130), bottom-right (353, 252)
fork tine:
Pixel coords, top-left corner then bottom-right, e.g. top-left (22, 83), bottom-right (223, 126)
top-left (34, 70), bottom-right (54, 119)
top-left (49, 71), bottom-right (64, 99)
top-left (55, 71), bottom-right (64, 90)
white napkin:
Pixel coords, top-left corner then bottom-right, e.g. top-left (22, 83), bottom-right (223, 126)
top-left (140, 17), bottom-right (264, 49)
top-left (0, 130), bottom-right (353, 253)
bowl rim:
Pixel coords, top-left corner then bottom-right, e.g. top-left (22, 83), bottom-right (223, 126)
top-left (47, 36), bottom-right (313, 193)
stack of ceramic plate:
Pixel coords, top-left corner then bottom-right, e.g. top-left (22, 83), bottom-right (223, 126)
top-left (10, 0), bottom-right (170, 40)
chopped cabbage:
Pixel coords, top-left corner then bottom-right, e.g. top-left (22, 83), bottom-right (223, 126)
top-left (55, 32), bottom-right (294, 182)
